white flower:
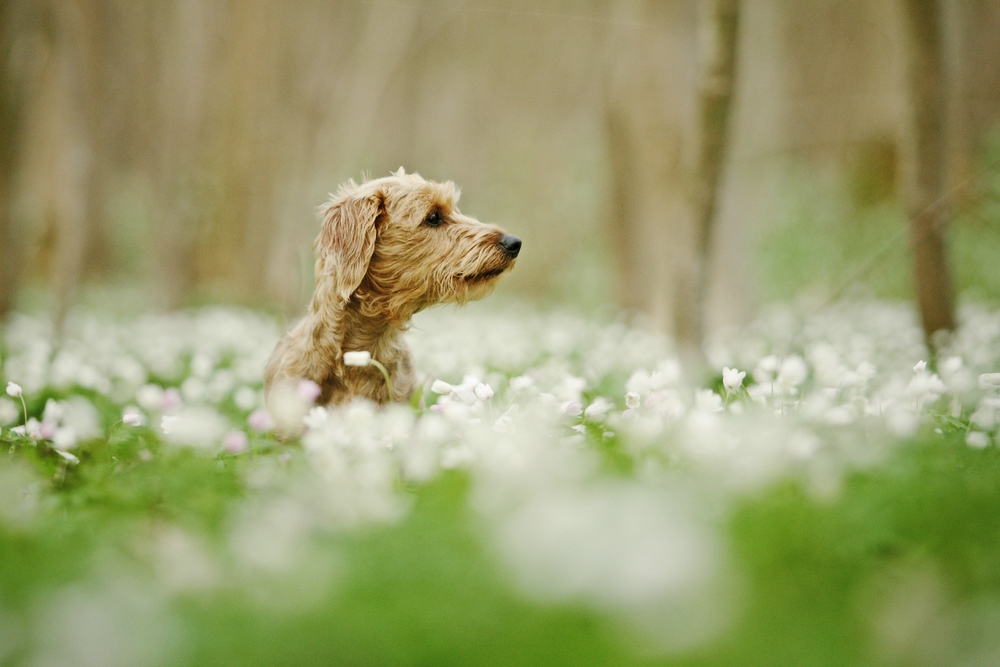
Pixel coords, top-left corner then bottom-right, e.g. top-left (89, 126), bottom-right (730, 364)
top-left (977, 373), bottom-right (1000, 389)
top-left (584, 397), bottom-right (612, 420)
top-left (161, 415), bottom-right (181, 435)
top-left (52, 427), bottom-right (78, 450)
top-left (493, 416), bottom-right (513, 433)
top-left (913, 360), bottom-right (927, 373)
top-left (136, 384), bottom-right (164, 411)
top-left (123, 412), bottom-right (144, 427)
top-left (5, 381), bottom-right (22, 398)
top-left (343, 351), bottom-right (372, 367)
top-left (747, 384), bottom-right (770, 405)
top-left (966, 431), bottom-right (990, 449)
top-left (54, 449), bottom-right (79, 465)
top-left (777, 356), bottom-right (808, 387)
top-left (906, 372), bottom-right (946, 403)
top-left (971, 405), bottom-right (996, 429)
top-left (160, 407), bottom-right (228, 448)
top-left (474, 383), bottom-right (494, 401)
top-left (754, 356), bottom-right (779, 383)
top-left (722, 367), bottom-right (746, 392)
top-left (233, 386), bottom-right (258, 411)
top-left (509, 376), bottom-right (534, 391)
top-left (454, 385), bottom-right (477, 406)
top-left (431, 380), bottom-right (453, 395)
top-left (940, 357), bottom-right (963, 374)
top-left (695, 389), bottom-right (723, 413)
top-left (626, 370), bottom-right (652, 396)
top-left (181, 377), bottom-right (206, 403)
top-left (42, 399), bottom-right (64, 425)
top-left (625, 391), bottom-right (641, 409)
top-left (22, 418), bottom-right (42, 439)
top-left (302, 406), bottom-right (329, 430)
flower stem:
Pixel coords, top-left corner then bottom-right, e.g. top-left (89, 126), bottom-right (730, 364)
top-left (369, 359), bottom-right (396, 403)
top-left (18, 395), bottom-right (27, 429)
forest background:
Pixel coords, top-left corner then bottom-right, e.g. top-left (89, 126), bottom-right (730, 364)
top-left (1, 0), bottom-right (999, 340)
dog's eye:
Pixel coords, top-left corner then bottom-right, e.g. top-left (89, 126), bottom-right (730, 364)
top-left (424, 211), bottom-right (444, 227)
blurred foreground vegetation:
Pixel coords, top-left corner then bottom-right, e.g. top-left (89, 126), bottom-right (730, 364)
top-left (3, 302), bottom-right (1000, 665)
top-left (2, 422), bottom-right (999, 666)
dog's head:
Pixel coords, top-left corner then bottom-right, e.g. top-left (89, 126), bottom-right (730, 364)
top-left (315, 169), bottom-right (520, 322)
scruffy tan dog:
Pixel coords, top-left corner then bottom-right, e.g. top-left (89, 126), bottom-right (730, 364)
top-left (265, 169), bottom-right (520, 408)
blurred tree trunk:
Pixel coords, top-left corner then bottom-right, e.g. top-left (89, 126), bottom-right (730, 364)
top-left (152, 0), bottom-right (214, 309)
top-left (902, 0), bottom-right (956, 345)
top-left (940, 0), bottom-right (1000, 202)
top-left (604, 1), bottom-right (699, 336)
top-left (0, 0), bottom-right (28, 318)
top-left (676, 0), bottom-right (740, 355)
top-left (47, 0), bottom-right (100, 328)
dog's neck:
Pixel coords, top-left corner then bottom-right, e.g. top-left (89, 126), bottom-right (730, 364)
top-left (305, 275), bottom-right (415, 369)
top-left (337, 296), bottom-right (408, 360)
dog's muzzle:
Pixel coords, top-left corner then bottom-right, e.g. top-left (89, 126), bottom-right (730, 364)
top-left (498, 234), bottom-right (522, 258)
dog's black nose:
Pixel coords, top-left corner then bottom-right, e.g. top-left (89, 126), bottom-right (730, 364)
top-left (498, 234), bottom-right (521, 258)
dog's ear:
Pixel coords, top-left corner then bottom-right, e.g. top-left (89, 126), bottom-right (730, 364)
top-left (316, 189), bottom-right (383, 300)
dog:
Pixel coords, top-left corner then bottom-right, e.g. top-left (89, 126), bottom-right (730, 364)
top-left (264, 169), bottom-right (520, 410)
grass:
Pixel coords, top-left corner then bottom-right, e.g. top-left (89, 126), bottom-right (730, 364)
top-left (3, 428), bottom-right (999, 666)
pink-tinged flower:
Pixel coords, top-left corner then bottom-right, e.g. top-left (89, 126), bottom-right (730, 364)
top-left (296, 379), bottom-right (322, 403)
top-left (123, 412), bottom-right (143, 427)
top-left (474, 383), bottom-right (494, 401)
top-left (248, 408), bottom-right (274, 432)
top-left (562, 401), bottom-right (583, 417)
top-left (39, 422), bottom-right (56, 440)
top-left (5, 382), bottom-right (22, 398)
top-left (223, 430), bottom-right (249, 454)
top-left (161, 388), bottom-right (182, 411)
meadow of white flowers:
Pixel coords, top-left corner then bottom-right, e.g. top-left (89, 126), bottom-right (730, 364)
top-left (2, 299), bottom-right (1000, 663)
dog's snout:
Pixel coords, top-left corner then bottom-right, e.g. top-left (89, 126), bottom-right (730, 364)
top-left (498, 234), bottom-right (521, 258)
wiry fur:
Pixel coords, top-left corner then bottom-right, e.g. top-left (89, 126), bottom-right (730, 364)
top-left (265, 169), bottom-right (517, 407)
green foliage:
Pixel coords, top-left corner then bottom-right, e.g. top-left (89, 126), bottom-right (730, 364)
top-left (3, 429), bottom-right (999, 666)
top-left (756, 133), bottom-right (1000, 305)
